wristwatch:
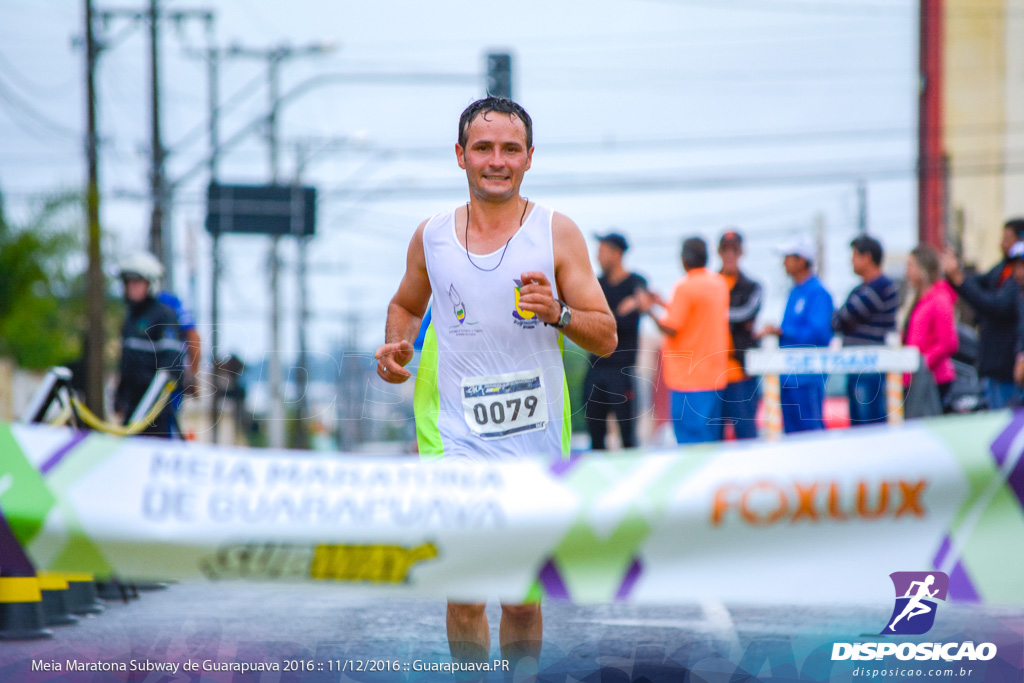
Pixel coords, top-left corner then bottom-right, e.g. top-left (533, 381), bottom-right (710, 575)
top-left (547, 299), bottom-right (571, 329)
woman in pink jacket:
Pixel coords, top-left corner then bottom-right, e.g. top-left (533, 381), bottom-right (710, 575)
top-left (904, 244), bottom-right (959, 408)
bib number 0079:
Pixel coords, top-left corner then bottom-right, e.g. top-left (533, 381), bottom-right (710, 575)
top-left (461, 369), bottom-right (548, 440)
top-left (472, 395), bottom-right (539, 426)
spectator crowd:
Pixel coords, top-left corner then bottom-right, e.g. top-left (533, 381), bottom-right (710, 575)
top-left (583, 218), bottom-right (1024, 448)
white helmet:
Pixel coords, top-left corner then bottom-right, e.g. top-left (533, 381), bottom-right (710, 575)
top-left (119, 251), bottom-right (164, 288)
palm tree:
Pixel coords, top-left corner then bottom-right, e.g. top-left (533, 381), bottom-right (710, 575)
top-left (0, 190), bottom-right (84, 369)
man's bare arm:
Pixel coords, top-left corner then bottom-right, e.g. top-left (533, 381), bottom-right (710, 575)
top-left (516, 213), bottom-right (617, 357)
top-left (647, 311), bottom-right (678, 337)
top-left (375, 221), bottom-right (432, 383)
top-left (635, 290), bottom-right (678, 337)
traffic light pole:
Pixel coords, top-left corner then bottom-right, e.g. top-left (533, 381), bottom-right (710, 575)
top-left (207, 43), bottom-right (222, 442)
top-left (84, 0), bottom-right (106, 417)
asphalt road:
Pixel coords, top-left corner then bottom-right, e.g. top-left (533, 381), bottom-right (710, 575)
top-left (1, 583), bottom-right (1021, 682)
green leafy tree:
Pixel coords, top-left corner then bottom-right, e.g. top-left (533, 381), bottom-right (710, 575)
top-left (0, 190), bottom-right (83, 369)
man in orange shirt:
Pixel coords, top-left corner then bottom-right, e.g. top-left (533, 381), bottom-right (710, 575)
top-left (640, 237), bottom-right (730, 443)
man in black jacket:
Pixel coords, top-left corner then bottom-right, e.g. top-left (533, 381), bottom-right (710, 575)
top-left (584, 232), bottom-right (647, 449)
top-left (942, 218), bottom-right (1024, 409)
top-left (115, 252), bottom-right (185, 437)
top-left (717, 230), bottom-right (763, 439)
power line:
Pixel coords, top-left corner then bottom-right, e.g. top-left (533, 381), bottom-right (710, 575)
top-left (280, 119), bottom-right (1024, 167)
top-left (0, 46), bottom-right (75, 97)
top-left (646, 0), bottom-right (912, 17)
top-left (0, 73), bottom-right (80, 141)
top-left (653, 0), bottom-right (1024, 18)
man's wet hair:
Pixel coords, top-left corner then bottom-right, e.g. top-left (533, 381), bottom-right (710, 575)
top-left (458, 97), bottom-right (533, 150)
top-left (850, 234), bottom-right (884, 266)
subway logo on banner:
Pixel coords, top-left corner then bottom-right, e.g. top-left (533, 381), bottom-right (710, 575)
top-left (711, 479), bottom-right (926, 526)
top-left (199, 542), bottom-right (439, 583)
top-left (783, 350), bottom-right (881, 374)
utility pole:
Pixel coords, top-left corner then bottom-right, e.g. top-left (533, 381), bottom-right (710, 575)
top-left (188, 33), bottom-right (222, 441)
top-left (147, 0), bottom-right (167, 280)
top-left (857, 180), bottom-right (868, 235)
top-left (337, 298), bottom-right (363, 451)
top-left (208, 41), bottom-right (221, 441)
top-left (268, 51), bottom-right (284, 450)
top-left (814, 212), bottom-right (827, 279)
top-left (84, 0), bottom-right (106, 416)
top-left (95, 4), bottom-right (212, 290)
top-left (223, 42), bottom-right (333, 449)
top-left (294, 143), bottom-right (311, 449)
top-left (83, 4), bottom-right (213, 415)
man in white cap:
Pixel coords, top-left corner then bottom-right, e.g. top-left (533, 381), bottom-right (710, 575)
top-left (115, 251), bottom-right (184, 437)
top-left (761, 236), bottom-right (834, 433)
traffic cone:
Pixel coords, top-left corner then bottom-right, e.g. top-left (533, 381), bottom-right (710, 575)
top-left (132, 581), bottom-right (170, 591)
top-left (37, 572), bottom-right (79, 627)
top-left (64, 574), bottom-right (104, 616)
top-left (0, 576), bottom-right (53, 640)
top-left (96, 577), bottom-right (137, 603)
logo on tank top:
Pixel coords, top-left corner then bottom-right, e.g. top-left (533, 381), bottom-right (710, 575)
top-left (512, 279), bottom-right (539, 329)
top-left (448, 284), bottom-right (481, 336)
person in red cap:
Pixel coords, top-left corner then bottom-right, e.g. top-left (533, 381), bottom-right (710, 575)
top-left (717, 230), bottom-right (763, 439)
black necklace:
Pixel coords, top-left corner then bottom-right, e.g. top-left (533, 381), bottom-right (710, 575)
top-left (464, 197), bottom-right (529, 272)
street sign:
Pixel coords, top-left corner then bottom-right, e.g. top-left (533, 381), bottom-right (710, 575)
top-left (205, 183), bottom-right (316, 237)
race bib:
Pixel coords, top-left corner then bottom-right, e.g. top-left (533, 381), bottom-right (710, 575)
top-left (461, 369), bottom-right (548, 440)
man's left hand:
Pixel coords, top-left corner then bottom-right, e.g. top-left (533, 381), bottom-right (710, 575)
top-left (517, 271), bottom-right (561, 324)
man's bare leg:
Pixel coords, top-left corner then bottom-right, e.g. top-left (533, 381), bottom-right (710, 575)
top-left (499, 603), bottom-right (542, 678)
top-left (447, 602), bottom-right (490, 663)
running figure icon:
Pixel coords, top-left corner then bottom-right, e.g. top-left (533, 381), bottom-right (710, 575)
top-left (881, 571), bottom-right (949, 635)
top-left (888, 574), bottom-right (939, 631)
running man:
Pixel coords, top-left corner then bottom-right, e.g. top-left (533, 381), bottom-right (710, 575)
top-left (374, 97), bottom-right (616, 672)
top-left (888, 574), bottom-right (939, 631)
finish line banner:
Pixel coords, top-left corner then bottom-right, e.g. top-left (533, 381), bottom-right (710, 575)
top-left (1, 411), bottom-right (1023, 605)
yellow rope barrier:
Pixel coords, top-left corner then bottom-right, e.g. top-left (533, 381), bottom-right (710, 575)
top-left (70, 382), bottom-right (176, 436)
top-left (47, 398), bottom-right (74, 426)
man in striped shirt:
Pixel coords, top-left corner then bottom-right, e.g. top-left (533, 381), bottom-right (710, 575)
top-left (833, 235), bottom-right (900, 426)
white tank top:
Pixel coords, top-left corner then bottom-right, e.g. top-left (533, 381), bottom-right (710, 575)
top-left (414, 203), bottom-right (570, 461)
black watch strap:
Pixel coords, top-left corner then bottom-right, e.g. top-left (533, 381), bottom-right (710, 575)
top-left (546, 299), bottom-right (571, 329)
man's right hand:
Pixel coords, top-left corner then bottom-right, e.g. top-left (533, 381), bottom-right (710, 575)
top-left (635, 289), bottom-right (659, 314)
top-left (375, 340), bottom-right (415, 383)
top-left (941, 248), bottom-right (964, 286)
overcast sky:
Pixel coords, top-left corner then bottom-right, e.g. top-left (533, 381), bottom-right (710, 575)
top-left (1, 0), bottom-right (920, 367)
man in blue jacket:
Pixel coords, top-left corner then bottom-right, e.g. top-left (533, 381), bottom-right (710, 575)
top-left (761, 237), bottom-right (834, 433)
